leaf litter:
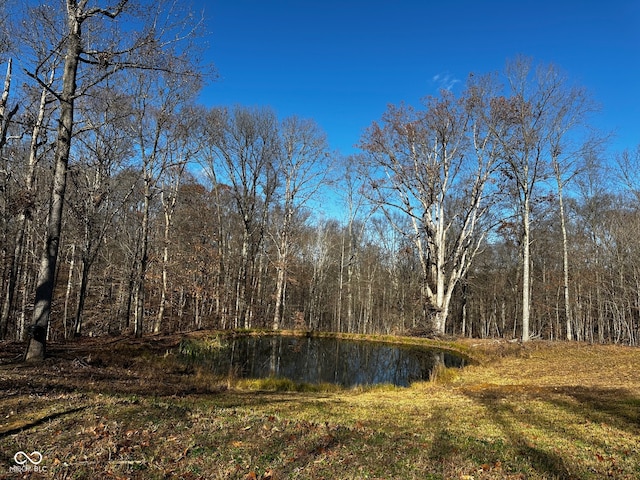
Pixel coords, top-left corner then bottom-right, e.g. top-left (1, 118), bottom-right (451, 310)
top-left (1, 334), bottom-right (639, 479)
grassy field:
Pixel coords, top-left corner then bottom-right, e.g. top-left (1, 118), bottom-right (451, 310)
top-left (1, 332), bottom-right (639, 479)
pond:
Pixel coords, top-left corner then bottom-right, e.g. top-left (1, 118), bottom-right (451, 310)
top-left (180, 335), bottom-right (467, 388)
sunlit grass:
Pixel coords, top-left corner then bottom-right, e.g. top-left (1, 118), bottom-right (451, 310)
top-left (1, 333), bottom-right (639, 479)
top-left (235, 376), bottom-right (344, 392)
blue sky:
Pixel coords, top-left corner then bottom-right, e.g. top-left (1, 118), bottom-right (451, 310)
top-left (198, 0), bottom-right (639, 156)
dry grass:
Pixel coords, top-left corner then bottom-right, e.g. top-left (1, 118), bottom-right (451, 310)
top-left (1, 334), bottom-right (639, 479)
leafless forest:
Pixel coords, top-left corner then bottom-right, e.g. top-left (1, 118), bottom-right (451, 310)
top-left (1, 2), bottom-right (640, 357)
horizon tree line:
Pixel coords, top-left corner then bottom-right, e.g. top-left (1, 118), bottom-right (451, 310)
top-left (1, 2), bottom-right (639, 361)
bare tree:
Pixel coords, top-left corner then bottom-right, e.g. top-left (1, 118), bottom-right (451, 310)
top-left (305, 219), bottom-right (336, 331)
top-left (200, 106), bottom-right (279, 329)
top-left (617, 144), bottom-right (640, 203)
top-left (127, 68), bottom-right (200, 337)
top-left (22, 0), bottom-right (207, 360)
top-left (0, 60), bottom-right (18, 151)
top-left (24, 1), bottom-right (89, 359)
top-left (359, 83), bottom-right (498, 334)
top-left (271, 116), bottom-right (331, 330)
top-left (489, 57), bottom-right (596, 341)
top-left (0, 59), bottom-right (22, 338)
top-left (154, 108), bottom-right (200, 333)
top-left (336, 157), bottom-right (373, 333)
top-left (549, 122), bottom-right (600, 340)
top-left (66, 87), bottom-right (135, 337)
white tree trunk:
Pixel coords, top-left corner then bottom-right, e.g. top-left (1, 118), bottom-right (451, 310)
top-left (522, 195), bottom-right (531, 342)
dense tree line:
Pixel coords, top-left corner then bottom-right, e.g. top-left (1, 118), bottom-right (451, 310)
top-left (1, 3), bottom-right (639, 358)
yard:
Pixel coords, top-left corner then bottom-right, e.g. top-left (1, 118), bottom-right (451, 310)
top-left (1, 333), bottom-right (639, 479)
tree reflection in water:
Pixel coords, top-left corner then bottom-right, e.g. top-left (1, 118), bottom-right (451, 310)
top-left (188, 336), bottom-right (465, 387)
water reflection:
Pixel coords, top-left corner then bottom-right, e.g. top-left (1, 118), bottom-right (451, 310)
top-left (184, 336), bottom-right (466, 387)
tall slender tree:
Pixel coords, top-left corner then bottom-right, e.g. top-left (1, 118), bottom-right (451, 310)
top-left (154, 108), bottom-right (200, 333)
top-left (272, 116), bottom-right (330, 330)
top-left (0, 59), bottom-right (21, 339)
top-left (489, 57), bottom-right (595, 341)
top-left (66, 87), bottom-right (135, 337)
top-left (3, 81), bottom-right (56, 341)
top-left (200, 106), bottom-right (279, 328)
top-left (23, 0), bottom-right (207, 360)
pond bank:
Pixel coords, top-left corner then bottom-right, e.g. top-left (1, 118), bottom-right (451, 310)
top-left (179, 333), bottom-right (467, 388)
top-left (1, 333), bottom-right (639, 478)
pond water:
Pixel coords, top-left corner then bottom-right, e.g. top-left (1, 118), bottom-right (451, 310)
top-left (181, 335), bottom-right (466, 387)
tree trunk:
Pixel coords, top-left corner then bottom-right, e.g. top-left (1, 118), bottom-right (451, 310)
top-left (346, 224), bottom-right (355, 334)
top-left (134, 180), bottom-right (151, 338)
top-left (17, 245), bottom-right (33, 341)
top-left (63, 244), bottom-right (75, 338)
top-left (273, 262), bottom-right (286, 330)
top-left (272, 207), bottom-right (291, 330)
top-left (336, 231), bottom-right (346, 333)
top-left (521, 194), bottom-right (531, 342)
top-left (155, 187), bottom-right (175, 332)
top-left (25, 18), bottom-right (81, 361)
top-left (238, 238), bottom-right (248, 328)
top-left (6, 78), bottom-right (50, 337)
top-left (554, 160), bottom-right (573, 341)
top-left (155, 230), bottom-right (169, 334)
top-left (73, 256), bottom-right (91, 337)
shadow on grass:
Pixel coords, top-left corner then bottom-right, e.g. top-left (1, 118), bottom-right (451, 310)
top-left (0, 406), bottom-right (88, 438)
top-left (464, 391), bottom-right (576, 478)
top-left (550, 386), bottom-right (640, 432)
top-left (425, 405), bottom-right (520, 478)
top-left (461, 384), bottom-right (640, 479)
top-left (0, 336), bottom-right (233, 398)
